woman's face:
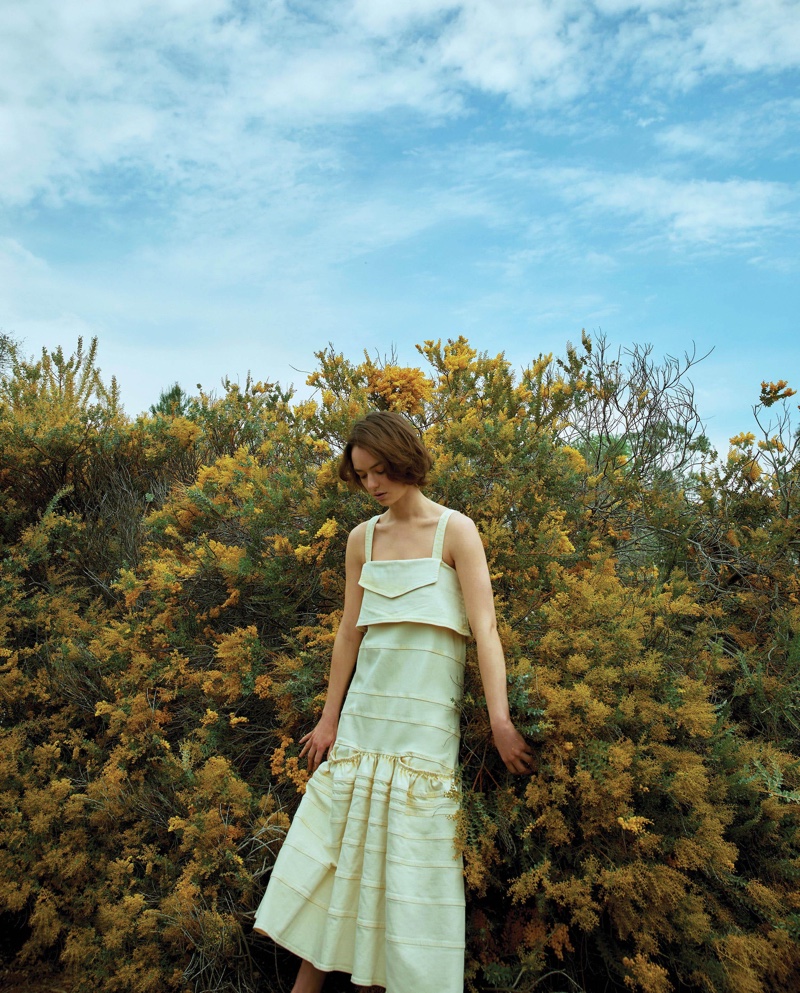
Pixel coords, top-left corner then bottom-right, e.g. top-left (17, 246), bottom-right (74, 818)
top-left (350, 446), bottom-right (410, 506)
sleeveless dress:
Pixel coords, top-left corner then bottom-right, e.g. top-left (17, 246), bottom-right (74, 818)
top-left (253, 508), bottom-right (470, 992)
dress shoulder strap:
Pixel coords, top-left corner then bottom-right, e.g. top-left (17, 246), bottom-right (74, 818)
top-left (363, 515), bottom-right (381, 562)
top-left (431, 508), bottom-right (453, 561)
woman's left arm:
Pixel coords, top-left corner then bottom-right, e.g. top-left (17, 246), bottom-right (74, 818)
top-left (449, 513), bottom-right (535, 775)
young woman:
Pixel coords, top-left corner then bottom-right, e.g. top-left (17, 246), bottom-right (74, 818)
top-left (254, 411), bottom-right (533, 993)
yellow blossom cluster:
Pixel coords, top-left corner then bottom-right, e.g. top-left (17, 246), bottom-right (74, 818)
top-left (366, 364), bottom-right (432, 415)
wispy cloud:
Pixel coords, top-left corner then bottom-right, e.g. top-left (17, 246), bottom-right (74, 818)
top-left (689, 0), bottom-right (800, 75)
top-left (3, 0), bottom-right (798, 209)
top-left (544, 168), bottom-right (796, 245)
top-left (654, 97), bottom-right (800, 163)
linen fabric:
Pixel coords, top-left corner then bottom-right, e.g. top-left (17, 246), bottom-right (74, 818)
top-left (253, 508), bottom-right (468, 992)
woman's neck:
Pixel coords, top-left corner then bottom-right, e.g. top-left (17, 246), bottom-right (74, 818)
top-left (381, 486), bottom-right (435, 523)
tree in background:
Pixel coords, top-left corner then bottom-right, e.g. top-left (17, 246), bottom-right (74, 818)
top-left (0, 331), bottom-right (18, 372)
top-left (0, 336), bottom-right (798, 993)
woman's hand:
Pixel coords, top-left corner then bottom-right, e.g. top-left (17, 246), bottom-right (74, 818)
top-left (491, 717), bottom-right (535, 775)
top-left (299, 712), bottom-right (338, 773)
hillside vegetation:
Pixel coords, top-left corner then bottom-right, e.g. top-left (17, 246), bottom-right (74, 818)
top-left (1, 335), bottom-right (798, 993)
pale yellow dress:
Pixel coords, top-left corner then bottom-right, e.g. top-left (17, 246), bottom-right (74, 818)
top-left (254, 508), bottom-right (470, 992)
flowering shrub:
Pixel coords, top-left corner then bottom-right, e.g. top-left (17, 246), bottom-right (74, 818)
top-left (1, 336), bottom-right (798, 992)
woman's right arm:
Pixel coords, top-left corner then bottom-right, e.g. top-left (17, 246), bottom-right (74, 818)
top-left (299, 524), bottom-right (366, 772)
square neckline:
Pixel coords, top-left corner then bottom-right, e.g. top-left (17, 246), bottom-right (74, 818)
top-left (365, 509), bottom-right (456, 571)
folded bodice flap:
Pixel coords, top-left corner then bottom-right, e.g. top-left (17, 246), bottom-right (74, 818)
top-left (356, 557), bottom-right (471, 636)
top-left (358, 557), bottom-right (440, 598)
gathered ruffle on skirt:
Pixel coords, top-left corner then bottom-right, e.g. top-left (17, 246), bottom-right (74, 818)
top-left (253, 743), bottom-right (465, 993)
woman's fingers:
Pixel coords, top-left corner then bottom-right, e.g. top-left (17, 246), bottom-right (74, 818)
top-left (494, 723), bottom-right (536, 774)
top-left (499, 736), bottom-right (535, 775)
top-left (314, 746), bottom-right (331, 771)
top-left (508, 757), bottom-right (533, 774)
top-left (300, 734), bottom-right (320, 768)
top-left (301, 735), bottom-right (332, 771)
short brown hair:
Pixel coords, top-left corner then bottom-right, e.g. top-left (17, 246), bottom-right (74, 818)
top-left (338, 411), bottom-right (432, 490)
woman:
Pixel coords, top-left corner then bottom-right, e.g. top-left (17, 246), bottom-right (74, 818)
top-left (254, 411), bottom-right (533, 993)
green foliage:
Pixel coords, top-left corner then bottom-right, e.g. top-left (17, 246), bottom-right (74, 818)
top-left (0, 336), bottom-right (798, 993)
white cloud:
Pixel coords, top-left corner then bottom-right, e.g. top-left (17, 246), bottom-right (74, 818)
top-left (0, 238), bottom-right (59, 320)
top-left (592, 0), bottom-right (683, 12)
top-left (2, 0), bottom-right (799, 213)
top-left (545, 168), bottom-right (796, 244)
top-left (656, 123), bottom-right (744, 161)
top-left (655, 98), bottom-right (800, 162)
top-left (434, 0), bottom-right (593, 105)
top-left (346, 0), bottom-right (457, 34)
top-left (616, 0), bottom-right (800, 89)
top-left (690, 0), bottom-right (800, 74)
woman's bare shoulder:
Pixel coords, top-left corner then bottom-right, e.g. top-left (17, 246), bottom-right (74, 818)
top-left (444, 509), bottom-right (479, 538)
top-left (348, 519), bottom-right (369, 538)
top-left (441, 509), bottom-right (482, 566)
top-left (345, 518), bottom-right (371, 564)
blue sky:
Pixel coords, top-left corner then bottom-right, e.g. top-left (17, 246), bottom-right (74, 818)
top-left (1, 0), bottom-right (798, 454)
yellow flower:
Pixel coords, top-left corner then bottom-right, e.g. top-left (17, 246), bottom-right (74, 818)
top-left (561, 446), bottom-right (588, 474)
top-left (315, 518), bottom-right (339, 540)
top-left (367, 365), bottom-right (432, 415)
top-left (168, 416), bottom-right (202, 446)
top-left (759, 380), bottom-right (796, 407)
top-left (617, 815), bottom-right (653, 835)
top-left (293, 400), bottom-right (318, 419)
